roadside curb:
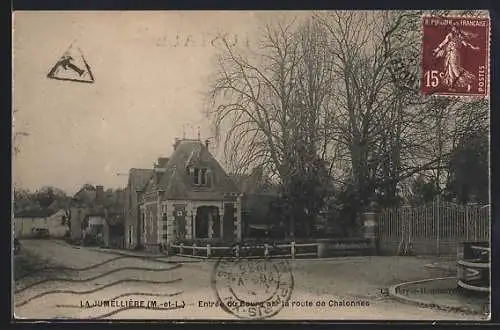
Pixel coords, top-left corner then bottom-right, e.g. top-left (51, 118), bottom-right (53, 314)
top-left (424, 263), bottom-right (456, 273)
top-left (388, 277), bottom-right (487, 315)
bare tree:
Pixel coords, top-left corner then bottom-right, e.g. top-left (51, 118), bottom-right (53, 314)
top-left (207, 16), bottom-right (336, 237)
top-left (206, 10), bottom-right (489, 238)
top-left (314, 11), bottom-right (405, 219)
top-left (207, 19), bottom-right (298, 178)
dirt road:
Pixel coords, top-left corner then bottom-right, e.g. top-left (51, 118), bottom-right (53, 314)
top-left (13, 239), bottom-right (486, 321)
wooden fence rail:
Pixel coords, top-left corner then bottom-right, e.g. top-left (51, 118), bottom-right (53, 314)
top-left (169, 242), bottom-right (319, 259)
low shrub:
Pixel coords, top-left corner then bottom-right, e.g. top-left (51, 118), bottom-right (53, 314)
top-left (82, 235), bottom-right (103, 247)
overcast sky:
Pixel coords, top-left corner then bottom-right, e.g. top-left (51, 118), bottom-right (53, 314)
top-left (13, 11), bottom-right (303, 194)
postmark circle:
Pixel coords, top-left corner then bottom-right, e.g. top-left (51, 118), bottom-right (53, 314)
top-left (211, 257), bottom-right (294, 319)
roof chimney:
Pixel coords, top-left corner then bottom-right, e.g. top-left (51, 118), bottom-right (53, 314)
top-left (205, 139), bottom-right (210, 148)
top-left (95, 185), bottom-right (104, 204)
top-left (173, 138), bottom-right (181, 151)
top-left (154, 157), bottom-right (167, 176)
top-left (157, 157), bottom-right (169, 168)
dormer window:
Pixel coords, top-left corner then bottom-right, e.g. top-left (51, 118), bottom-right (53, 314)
top-left (192, 167), bottom-right (209, 186)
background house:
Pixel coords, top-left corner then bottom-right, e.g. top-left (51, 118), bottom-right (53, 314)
top-left (124, 168), bottom-right (154, 249)
top-left (129, 138), bottom-right (242, 252)
top-left (14, 208), bottom-right (67, 238)
top-left (69, 185), bottom-right (125, 247)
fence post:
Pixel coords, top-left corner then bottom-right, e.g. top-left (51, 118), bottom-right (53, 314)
top-left (207, 244), bottom-right (211, 258)
top-left (193, 243), bottom-right (196, 256)
top-left (291, 241), bottom-right (296, 259)
top-left (317, 239), bottom-right (328, 258)
top-left (264, 243), bottom-right (269, 258)
top-left (234, 244), bottom-right (240, 258)
top-left (363, 211), bottom-right (378, 255)
top-left (180, 243), bottom-right (184, 254)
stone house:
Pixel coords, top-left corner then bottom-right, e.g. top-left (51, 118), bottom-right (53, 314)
top-left (126, 138), bottom-right (242, 252)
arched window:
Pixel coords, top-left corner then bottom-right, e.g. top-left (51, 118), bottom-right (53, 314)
top-left (201, 169), bottom-right (207, 185)
top-left (193, 168), bottom-right (200, 184)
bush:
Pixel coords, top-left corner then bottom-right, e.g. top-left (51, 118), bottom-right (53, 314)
top-left (82, 235), bottom-right (102, 247)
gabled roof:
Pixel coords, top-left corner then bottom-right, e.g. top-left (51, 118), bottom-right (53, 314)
top-left (129, 168), bottom-right (154, 191)
top-left (74, 187), bottom-right (96, 203)
top-left (144, 139), bottom-right (240, 200)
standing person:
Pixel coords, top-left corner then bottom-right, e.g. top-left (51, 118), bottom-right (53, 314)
top-left (433, 26), bottom-right (480, 92)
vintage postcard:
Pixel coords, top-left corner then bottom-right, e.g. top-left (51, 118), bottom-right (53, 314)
top-left (12, 10), bottom-right (491, 321)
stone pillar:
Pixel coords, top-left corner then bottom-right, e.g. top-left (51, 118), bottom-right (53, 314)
top-left (218, 203), bottom-right (224, 238)
top-left (317, 239), bottom-right (329, 258)
top-left (185, 202), bottom-right (193, 239)
top-left (192, 206), bottom-right (198, 239)
top-left (363, 211), bottom-right (378, 255)
top-left (157, 194), bottom-right (163, 245)
top-left (160, 204), bottom-right (168, 246)
top-left (166, 202), bottom-right (175, 244)
top-left (208, 210), bottom-right (213, 239)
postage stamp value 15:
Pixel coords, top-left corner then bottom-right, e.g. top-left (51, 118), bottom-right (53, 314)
top-left (421, 16), bottom-right (490, 97)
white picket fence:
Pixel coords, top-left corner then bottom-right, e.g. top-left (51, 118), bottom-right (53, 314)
top-left (169, 242), bottom-right (318, 259)
top-left (378, 201), bottom-right (490, 256)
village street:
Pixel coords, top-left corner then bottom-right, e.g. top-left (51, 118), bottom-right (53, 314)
top-left (13, 240), bottom-right (486, 321)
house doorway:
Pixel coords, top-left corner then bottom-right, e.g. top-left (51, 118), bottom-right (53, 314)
top-left (195, 206), bottom-right (220, 239)
top-left (128, 225), bottom-right (133, 248)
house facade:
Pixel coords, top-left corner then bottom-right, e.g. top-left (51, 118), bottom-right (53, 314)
top-left (14, 209), bottom-right (67, 238)
top-left (124, 168), bottom-right (154, 249)
top-left (126, 138), bottom-right (242, 252)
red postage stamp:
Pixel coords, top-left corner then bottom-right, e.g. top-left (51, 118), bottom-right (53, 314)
top-left (421, 16), bottom-right (490, 97)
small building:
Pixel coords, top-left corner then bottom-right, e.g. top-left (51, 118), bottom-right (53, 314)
top-left (126, 138), bottom-right (243, 252)
top-left (14, 209), bottom-right (68, 238)
top-left (70, 185), bottom-right (125, 247)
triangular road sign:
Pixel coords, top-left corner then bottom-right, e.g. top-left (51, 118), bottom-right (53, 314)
top-left (47, 44), bottom-right (95, 83)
